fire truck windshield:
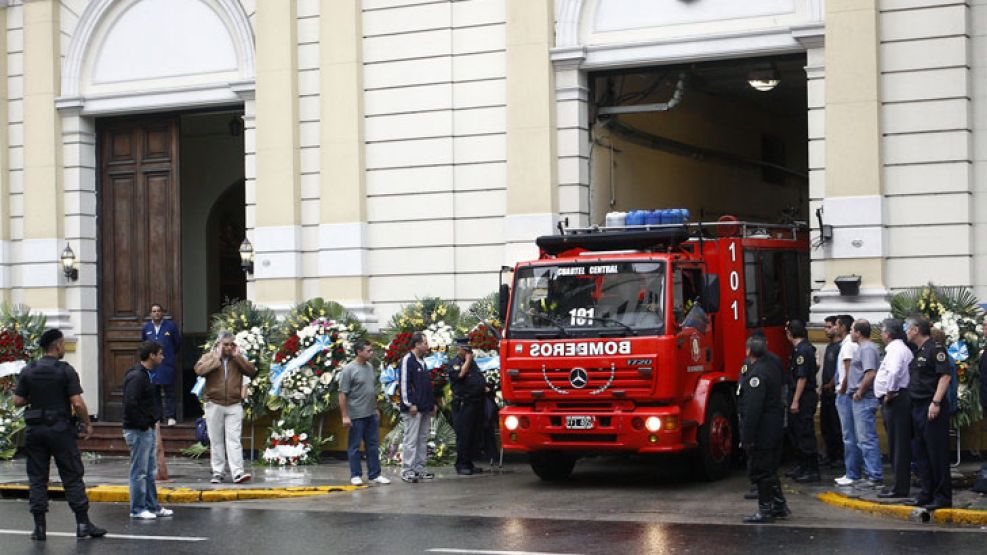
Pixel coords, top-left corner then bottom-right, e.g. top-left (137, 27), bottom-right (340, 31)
top-left (507, 261), bottom-right (665, 338)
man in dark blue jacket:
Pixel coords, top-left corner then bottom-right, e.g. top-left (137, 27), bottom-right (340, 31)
top-left (974, 315), bottom-right (987, 494)
top-left (141, 304), bottom-right (182, 426)
top-left (399, 332), bottom-right (435, 483)
top-left (122, 341), bottom-right (173, 520)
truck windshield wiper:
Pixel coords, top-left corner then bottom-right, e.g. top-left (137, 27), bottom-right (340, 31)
top-left (527, 310), bottom-right (568, 338)
top-left (580, 314), bottom-right (636, 336)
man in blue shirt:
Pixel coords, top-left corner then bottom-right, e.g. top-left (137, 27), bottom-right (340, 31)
top-left (848, 319), bottom-right (882, 488)
top-left (141, 303), bottom-right (182, 426)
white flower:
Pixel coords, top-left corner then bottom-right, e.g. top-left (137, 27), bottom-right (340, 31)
top-left (299, 433), bottom-right (307, 441)
top-left (319, 372), bottom-right (333, 385)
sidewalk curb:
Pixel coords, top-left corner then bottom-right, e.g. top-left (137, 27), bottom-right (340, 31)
top-left (817, 492), bottom-right (987, 526)
top-left (0, 483), bottom-right (361, 503)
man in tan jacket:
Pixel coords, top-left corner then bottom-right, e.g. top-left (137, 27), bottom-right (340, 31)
top-left (194, 331), bottom-right (257, 484)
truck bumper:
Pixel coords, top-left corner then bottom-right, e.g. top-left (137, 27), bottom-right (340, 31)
top-left (499, 406), bottom-right (689, 454)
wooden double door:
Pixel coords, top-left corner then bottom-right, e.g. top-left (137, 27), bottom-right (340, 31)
top-left (98, 116), bottom-right (181, 421)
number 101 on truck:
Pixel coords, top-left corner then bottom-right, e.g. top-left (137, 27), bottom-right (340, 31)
top-left (496, 219), bottom-right (809, 480)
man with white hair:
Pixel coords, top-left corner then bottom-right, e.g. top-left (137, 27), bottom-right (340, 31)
top-left (194, 331), bottom-right (257, 484)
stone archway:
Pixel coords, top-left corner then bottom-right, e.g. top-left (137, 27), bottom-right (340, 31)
top-left (55, 0), bottom-right (256, 419)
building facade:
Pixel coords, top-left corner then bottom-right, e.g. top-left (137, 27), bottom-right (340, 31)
top-left (0, 0), bottom-right (985, 418)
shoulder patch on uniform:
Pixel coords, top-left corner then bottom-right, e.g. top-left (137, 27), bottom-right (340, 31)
top-left (453, 365), bottom-right (460, 371)
top-left (936, 352), bottom-right (946, 363)
top-left (749, 377), bottom-right (760, 388)
top-left (796, 355), bottom-right (805, 365)
top-left (741, 364), bottom-right (748, 374)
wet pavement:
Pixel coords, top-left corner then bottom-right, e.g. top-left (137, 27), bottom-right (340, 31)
top-left (1, 454), bottom-right (985, 553)
top-left (0, 501), bottom-right (985, 555)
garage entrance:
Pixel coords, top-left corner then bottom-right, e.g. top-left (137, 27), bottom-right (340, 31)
top-left (588, 54), bottom-right (808, 224)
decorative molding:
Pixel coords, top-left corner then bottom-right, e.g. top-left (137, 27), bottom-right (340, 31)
top-left (555, 0), bottom-right (586, 49)
top-left (0, 240), bottom-right (8, 290)
top-left (809, 287), bottom-right (891, 324)
top-left (791, 22), bottom-right (825, 49)
top-left (59, 0), bottom-right (255, 113)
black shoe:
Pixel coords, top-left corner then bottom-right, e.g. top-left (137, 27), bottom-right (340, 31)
top-left (794, 472), bottom-right (821, 483)
top-left (456, 468), bottom-right (473, 476)
top-left (924, 501), bottom-right (952, 512)
top-left (30, 525), bottom-right (46, 541)
top-left (742, 511), bottom-right (776, 524)
top-left (77, 523), bottom-right (107, 539)
top-left (877, 490), bottom-right (909, 499)
top-left (770, 481), bottom-right (791, 518)
top-left (907, 498), bottom-right (932, 507)
top-left (470, 467), bottom-right (484, 474)
top-left (744, 485), bottom-right (758, 500)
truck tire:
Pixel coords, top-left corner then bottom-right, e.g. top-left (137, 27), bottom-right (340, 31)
top-left (696, 392), bottom-right (735, 481)
top-left (529, 452), bottom-right (576, 481)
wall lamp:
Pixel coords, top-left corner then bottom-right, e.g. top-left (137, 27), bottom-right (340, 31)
top-left (239, 238), bottom-right (254, 275)
top-left (835, 275), bottom-right (861, 296)
top-left (60, 243), bottom-right (78, 281)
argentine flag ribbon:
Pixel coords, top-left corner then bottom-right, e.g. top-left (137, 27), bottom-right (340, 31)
top-left (270, 335), bottom-right (333, 396)
top-left (475, 355), bottom-right (500, 372)
top-left (947, 340), bottom-right (969, 363)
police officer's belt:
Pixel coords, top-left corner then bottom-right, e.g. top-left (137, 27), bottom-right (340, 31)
top-left (23, 408), bottom-right (70, 425)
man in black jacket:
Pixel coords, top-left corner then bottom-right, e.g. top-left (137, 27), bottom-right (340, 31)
top-left (122, 341), bottom-right (174, 520)
top-left (741, 334), bottom-right (789, 524)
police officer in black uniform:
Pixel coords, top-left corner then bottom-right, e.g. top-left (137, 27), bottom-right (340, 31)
top-left (818, 316), bottom-right (843, 467)
top-left (905, 317), bottom-right (952, 510)
top-left (12, 329), bottom-right (106, 540)
top-left (786, 320), bottom-right (820, 482)
top-left (449, 338), bottom-right (487, 475)
top-left (740, 334), bottom-right (789, 523)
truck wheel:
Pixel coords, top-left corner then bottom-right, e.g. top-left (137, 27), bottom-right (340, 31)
top-left (529, 452), bottom-right (576, 481)
top-left (696, 393), bottom-right (734, 481)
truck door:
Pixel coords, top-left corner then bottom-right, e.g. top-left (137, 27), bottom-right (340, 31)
top-left (673, 263), bottom-right (712, 399)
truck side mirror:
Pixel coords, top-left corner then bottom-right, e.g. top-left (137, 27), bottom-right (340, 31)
top-left (499, 283), bottom-right (510, 323)
top-left (703, 275), bottom-right (720, 313)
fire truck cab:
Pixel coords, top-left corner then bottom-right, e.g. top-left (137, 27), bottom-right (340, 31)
top-left (498, 220), bottom-right (808, 480)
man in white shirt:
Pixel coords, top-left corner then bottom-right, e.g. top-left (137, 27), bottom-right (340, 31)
top-left (833, 315), bottom-right (862, 486)
top-left (875, 318), bottom-right (913, 498)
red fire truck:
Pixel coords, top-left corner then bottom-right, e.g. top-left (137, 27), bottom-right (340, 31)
top-left (498, 220), bottom-right (809, 480)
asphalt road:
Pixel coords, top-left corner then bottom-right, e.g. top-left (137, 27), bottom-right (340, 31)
top-left (2, 456), bottom-right (985, 554)
top-left (0, 501), bottom-right (985, 555)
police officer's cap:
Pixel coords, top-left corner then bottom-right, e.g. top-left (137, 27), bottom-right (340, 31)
top-left (454, 337), bottom-right (472, 351)
top-left (39, 328), bottom-right (64, 350)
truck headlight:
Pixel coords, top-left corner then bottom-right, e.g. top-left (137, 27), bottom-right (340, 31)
top-left (504, 415), bottom-right (520, 431)
top-left (645, 416), bottom-right (662, 432)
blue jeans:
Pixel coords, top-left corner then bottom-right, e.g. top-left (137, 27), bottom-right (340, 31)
top-left (123, 427), bottom-right (161, 515)
top-left (836, 394), bottom-right (863, 480)
top-left (347, 415), bottom-right (381, 480)
top-left (852, 395), bottom-right (882, 481)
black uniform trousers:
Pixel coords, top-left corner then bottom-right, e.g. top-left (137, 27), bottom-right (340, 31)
top-left (819, 391), bottom-right (842, 460)
top-left (791, 390), bottom-right (819, 472)
top-left (452, 398), bottom-right (483, 471)
top-left (911, 399), bottom-right (952, 505)
top-left (24, 422), bottom-right (89, 516)
top-left (881, 391), bottom-right (912, 496)
top-left (747, 446), bottom-right (783, 505)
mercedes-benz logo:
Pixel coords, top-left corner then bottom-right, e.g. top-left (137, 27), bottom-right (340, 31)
top-left (569, 367), bottom-right (588, 389)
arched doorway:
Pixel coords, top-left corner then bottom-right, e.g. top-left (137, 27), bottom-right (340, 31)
top-left (207, 179), bottom-right (248, 312)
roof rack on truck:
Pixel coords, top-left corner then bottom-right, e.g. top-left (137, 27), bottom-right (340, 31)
top-left (537, 219), bottom-right (807, 256)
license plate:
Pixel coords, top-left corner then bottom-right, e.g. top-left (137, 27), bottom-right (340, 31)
top-left (565, 416), bottom-right (595, 430)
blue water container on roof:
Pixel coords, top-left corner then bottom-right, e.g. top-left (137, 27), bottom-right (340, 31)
top-left (645, 210), bottom-right (661, 225)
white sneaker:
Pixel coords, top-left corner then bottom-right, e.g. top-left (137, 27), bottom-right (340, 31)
top-left (371, 476), bottom-right (391, 485)
top-left (131, 510), bottom-right (157, 520)
top-left (233, 472), bottom-right (251, 484)
top-left (834, 475), bottom-right (854, 486)
top-left (350, 476), bottom-right (364, 486)
top-left (155, 508), bottom-right (174, 517)
top-left (167, 418), bottom-right (177, 426)
top-left (210, 474), bottom-right (223, 484)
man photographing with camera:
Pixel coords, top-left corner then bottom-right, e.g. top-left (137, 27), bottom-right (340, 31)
top-left (13, 328), bottom-right (106, 541)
